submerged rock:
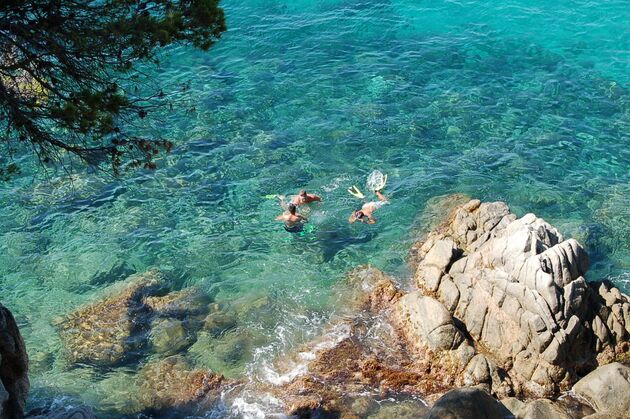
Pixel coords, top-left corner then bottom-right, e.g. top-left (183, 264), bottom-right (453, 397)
top-left (28, 405), bottom-right (96, 419)
top-left (56, 270), bottom-right (166, 366)
top-left (343, 264), bottom-right (403, 312)
top-left (187, 329), bottom-right (267, 378)
top-left (144, 287), bottom-right (211, 318)
top-left (56, 270), bottom-right (211, 366)
top-left (0, 303), bottom-right (29, 418)
top-left (135, 355), bottom-right (225, 413)
top-left (202, 311), bottom-right (238, 337)
top-left (149, 318), bottom-right (195, 356)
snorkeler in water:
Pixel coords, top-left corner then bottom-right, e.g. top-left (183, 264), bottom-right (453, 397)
top-left (276, 203), bottom-right (308, 233)
top-left (291, 189), bottom-right (322, 206)
top-left (349, 190), bottom-right (388, 224)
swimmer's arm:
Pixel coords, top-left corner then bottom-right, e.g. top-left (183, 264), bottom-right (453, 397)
top-left (349, 214), bottom-right (357, 224)
top-left (308, 194), bottom-right (322, 202)
top-left (275, 214), bottom-right (285, 221)
top-left (375, 190), bottom-right (387, 202)
top-left (297, 215), bottom-right (308, 222)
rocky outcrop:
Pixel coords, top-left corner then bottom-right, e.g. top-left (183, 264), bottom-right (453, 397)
top-left (0, 304), bottom-right (29, 419)
top-left (274, 199), bottom-right (630, 418)
top-left (395, 293), bottom-right (465, 352)
top-left (408, 199), bottom-right (630, 397)
top-left (56, 270), bottom-right (210, 366)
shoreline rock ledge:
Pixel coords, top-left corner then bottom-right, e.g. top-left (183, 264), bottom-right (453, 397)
top-left (274, 198), bottom-right (630, 418)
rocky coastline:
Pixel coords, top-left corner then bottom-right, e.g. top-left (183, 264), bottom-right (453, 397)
top-left (269, 196), bottom-right (630, 418)
top-left (1, 196), bottom-right (629, 418)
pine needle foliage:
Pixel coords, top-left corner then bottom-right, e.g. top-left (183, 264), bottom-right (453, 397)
top-left (0, 0), bottom-right (226, 176)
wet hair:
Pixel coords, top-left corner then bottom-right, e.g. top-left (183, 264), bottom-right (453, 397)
top-left (288, 203), bottom-right (297, 214)
top-left (299, 190), bottom-right (307, 196)
top-left (355, 210), bottom-right (365, 219)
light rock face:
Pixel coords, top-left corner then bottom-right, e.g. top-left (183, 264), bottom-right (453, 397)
top-left (515, 398), bottom-right (571, 419)
top-left (0, 304), bottom-right (29, 419)
top-left (396, 293), bottom-right (464, 351)
top-left (572, 362), bottom-right (630, 417)
top-left (406, 199), bottom-right (630, 398)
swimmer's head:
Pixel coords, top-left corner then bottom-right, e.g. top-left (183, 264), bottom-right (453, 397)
top-left (354, 210), bottom-right (365, 220)
top-left (299, 190), bottom-right (307, 197)
top-left (288, 203), bottom-right (297, 214)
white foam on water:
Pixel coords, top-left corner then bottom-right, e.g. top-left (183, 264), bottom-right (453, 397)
top-left (610, 271), bottom-right (630, 284)
top-left (258, 362), bottom-right (310, 386)
top-left (606, 271), bottom-right (630, 294)
top-left (223, 320), bottom-right (354, 418)
top-left (250, 321), bottom-right (352, 386)
top-left (229, 393), bottom-right (284, 419)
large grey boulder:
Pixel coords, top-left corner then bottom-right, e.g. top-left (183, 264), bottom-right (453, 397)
top-left (425, 387), bottom-right (513, 419)
top-left (0, 303), bottom-right (29, 419)
top-left (408, 198), bottom-right (630, 398)
top-left (572, 362), bottom-right (630, 416)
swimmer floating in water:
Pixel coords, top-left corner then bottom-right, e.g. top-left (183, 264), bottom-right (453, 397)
top-left (276, 203), bottom-right (308, 233)
top-left (291, 189), bottom-right (322, 206)
top-left (349, 190), bottom-right (388, 224)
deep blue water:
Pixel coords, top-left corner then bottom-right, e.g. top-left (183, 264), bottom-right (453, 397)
top-left (0, 0), bottom-right (628, 416)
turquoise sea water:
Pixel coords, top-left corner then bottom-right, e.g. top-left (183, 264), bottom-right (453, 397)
top-left (1, 0), bottom-right (629, 416)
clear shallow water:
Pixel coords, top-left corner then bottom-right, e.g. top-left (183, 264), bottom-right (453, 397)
top-left (1, 0), bottom-right (629, 416)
